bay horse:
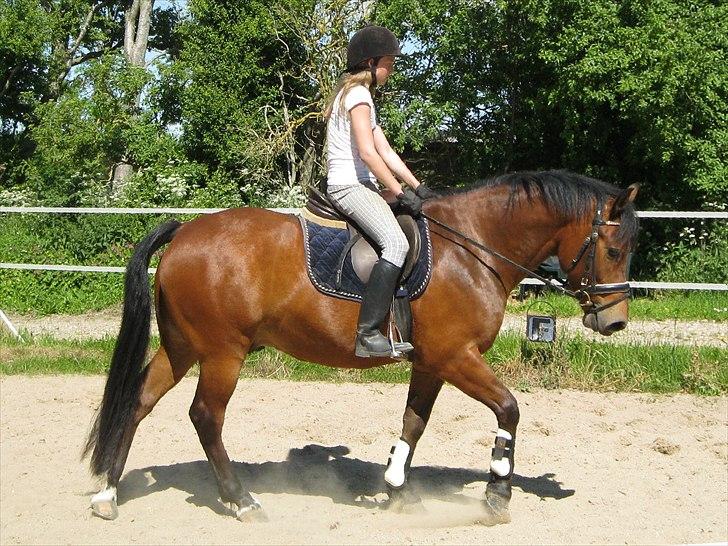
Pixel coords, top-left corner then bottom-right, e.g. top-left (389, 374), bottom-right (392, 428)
top-left (83, 170), bottom-right (639, 522)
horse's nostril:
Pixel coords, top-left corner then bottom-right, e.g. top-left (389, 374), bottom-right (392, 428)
top-left (605, 321), bottom-right (626, 333)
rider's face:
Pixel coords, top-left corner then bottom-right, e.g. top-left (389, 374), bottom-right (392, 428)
top-left (371, 55), bottom-right (396, 85)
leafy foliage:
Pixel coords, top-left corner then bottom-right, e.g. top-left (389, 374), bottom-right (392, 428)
top-left (539, 0), bottom-right (728, 206)
top-left (376, 0), bottom-right (727, 206)
top-left (0, 213), bottom-right (161, 313)
top-left (652, 221), bottom-right (728, 284)
top-left (0, 0), bottom-right (726, 313)
top-left (171, 0), bottom-right (333, 206)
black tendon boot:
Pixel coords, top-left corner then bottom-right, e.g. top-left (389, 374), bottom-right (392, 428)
top-left (355, 259), bottom-right (414, 358)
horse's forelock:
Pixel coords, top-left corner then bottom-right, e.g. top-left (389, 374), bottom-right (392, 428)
top-left (616, 202), bottom-right (640, 250)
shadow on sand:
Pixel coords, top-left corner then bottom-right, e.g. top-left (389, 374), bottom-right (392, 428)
top-left (119, 444), bottom-right (574, 516)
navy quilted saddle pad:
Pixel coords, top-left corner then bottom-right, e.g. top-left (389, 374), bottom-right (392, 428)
top-left (300, 216), bottom-right (433, 303)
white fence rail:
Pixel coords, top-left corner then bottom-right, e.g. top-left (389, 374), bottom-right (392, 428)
top-left (1, 207), bottom-right (726, 291)
top-left (0, 206), bottom-right (298, 215)
top-left (1, 206), bottom-right (726, 218)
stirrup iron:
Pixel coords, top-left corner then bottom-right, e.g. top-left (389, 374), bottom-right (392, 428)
top-left (388, 307), bottom-right (413, 359)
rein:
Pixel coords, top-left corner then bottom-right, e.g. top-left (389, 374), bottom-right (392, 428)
top-left (421, 213), bottom-right (579, 298)
top-left (421, 206), bottom-right (631, 315)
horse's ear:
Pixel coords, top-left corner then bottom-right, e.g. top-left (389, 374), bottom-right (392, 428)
top-left (609, 183), bottom-right (639, 220)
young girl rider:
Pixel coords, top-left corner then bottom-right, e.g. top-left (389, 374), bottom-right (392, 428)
top-left (324, 25), bottom-right (437, 358)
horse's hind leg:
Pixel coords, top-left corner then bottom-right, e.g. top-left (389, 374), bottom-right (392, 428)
top-left (189, 352), bottom-right (266, 522)
top-left (91, 345), bottom-right (194, 519)
top-left (385, 368), bottom-right (443, 512)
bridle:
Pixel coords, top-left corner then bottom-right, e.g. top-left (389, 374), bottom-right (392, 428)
top-left (562, 203), bottom-right (631, 315)
top-left (421, 202), bottom-right (631, 316)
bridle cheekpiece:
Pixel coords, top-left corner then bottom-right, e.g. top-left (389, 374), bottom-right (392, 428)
top-left (563, 203), bottom-right (631, 315)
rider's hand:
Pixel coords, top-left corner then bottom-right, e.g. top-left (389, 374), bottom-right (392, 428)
top-left (396, 189), bottom-right (423, 217)
top-left (414, 184), bottom-right (439, 200)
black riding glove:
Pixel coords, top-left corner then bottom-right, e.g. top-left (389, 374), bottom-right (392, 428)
top-left (415, 184), bottom-right (439, 200)
top-left (396, 189), bottom-right (423, 217)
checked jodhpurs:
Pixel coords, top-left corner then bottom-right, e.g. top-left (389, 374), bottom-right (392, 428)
top-left (327, 182), bottom-right (409, 268)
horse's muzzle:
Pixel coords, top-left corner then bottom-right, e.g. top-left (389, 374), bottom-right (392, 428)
top-left (582, 313), bottom-right (627, 336)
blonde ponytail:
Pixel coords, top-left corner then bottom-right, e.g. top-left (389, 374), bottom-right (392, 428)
top-left (323, 71), bottom-right (374, 120)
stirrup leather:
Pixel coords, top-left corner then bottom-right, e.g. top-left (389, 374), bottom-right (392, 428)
top-left (387, 304), bottom-right (413, 358)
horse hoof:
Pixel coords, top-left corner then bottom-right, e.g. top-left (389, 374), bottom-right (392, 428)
top-left (90, 487), bottom-right (119, 520)
top-left (480, 505), bottom-right (511, 525)
top-left (91, 499), bottom-right (119, 520)
top-left (226, 500), bottom-right (268, 522)
top-left (384, 486), bottom-right (426, 514)
top-left (237, 505), bottom-right (268, 523)
top-left (484, 479), bottom-right (512, 524)
top-left (397, 499), bottom-right (427, 515)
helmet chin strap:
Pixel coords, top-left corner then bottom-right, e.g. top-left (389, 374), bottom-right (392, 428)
top-left (370, 57), bottom-right (381, 87)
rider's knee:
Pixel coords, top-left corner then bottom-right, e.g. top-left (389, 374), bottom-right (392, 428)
top-left (383, 232), bottom-right (409, 267)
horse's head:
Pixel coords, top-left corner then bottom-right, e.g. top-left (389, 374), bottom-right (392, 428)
top-left (559, 184), bottom-right (640, 336)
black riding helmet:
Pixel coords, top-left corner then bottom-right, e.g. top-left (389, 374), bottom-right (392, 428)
top-left (346, 25), bottom-right (403, 86)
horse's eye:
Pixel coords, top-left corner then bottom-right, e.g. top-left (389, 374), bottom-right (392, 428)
top-left (607, 247), bottom-right (621, 260)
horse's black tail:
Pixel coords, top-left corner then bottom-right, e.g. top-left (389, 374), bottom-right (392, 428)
top-left (82, 219), bottom-right (181, 476)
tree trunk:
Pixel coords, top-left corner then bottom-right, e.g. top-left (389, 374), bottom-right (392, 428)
top-left (125, 0), bottom-right (154, 67)
top-left (110, 162), bottom-right (134, 197)
top-left (299, 140), bottom-right (317, 194)
top-left (111, 0), bottom-right (154, 196)
top-left (43, 1), bottom-right (116, 103)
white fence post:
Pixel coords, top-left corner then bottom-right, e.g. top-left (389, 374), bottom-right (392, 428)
top-left (0, 309), bottom-right (24, 341)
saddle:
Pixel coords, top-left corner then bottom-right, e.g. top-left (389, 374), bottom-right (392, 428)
top-left (303, 188), bottom-right (423, 284)
top-left (299, 188), bottom-right (434, 344)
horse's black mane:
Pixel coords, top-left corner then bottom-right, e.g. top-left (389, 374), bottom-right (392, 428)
top-left (442, 169), bottom-right (639, 246)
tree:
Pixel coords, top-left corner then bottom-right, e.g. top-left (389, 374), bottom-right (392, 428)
top-left (377, 0), bottom-right (727, 207)
top-left (109, 0), bottom-right (157, 193)
top-left (540, 0), bottom-right (728, 207)
top-left (375, 0), bottom-right (562, 185)
top-left (1, 0), bottom-right (127, 194)
top-left (1, 0), bottom-right (184, 203)
top-left (3, 0), bottom-right (725, 212)
top-left (171, 0), bottom-right (296, 204)
top-left (262, 0), bottom-right (374, 195)
top-left (0, 0), bottom-right (125, 126)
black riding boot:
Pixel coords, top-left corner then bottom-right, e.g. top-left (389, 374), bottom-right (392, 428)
top-left (355, 259), bottom-right (414, 358)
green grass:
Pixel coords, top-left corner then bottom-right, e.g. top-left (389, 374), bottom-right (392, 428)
top-left (506, 290), bottom-right (728, 321)
top-left (0, 336), bottom-right (136, 374)
top-left (241, 348), bottom-right (413, 383)
top-left (488, 334), bottom-right (727, 395)
top-left (627, 291), bottom-right (728, 321)
top-left (2, 331), bottom-right (725, 395)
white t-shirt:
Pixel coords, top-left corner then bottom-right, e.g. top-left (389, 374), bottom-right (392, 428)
top-left (326, 85), bottom-right (378, 187)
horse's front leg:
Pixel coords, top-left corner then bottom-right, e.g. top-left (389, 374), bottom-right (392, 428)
top-left (384, 367), bottom-right (443, 511)
top-left (436, 347), bottom-right (520, 522)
